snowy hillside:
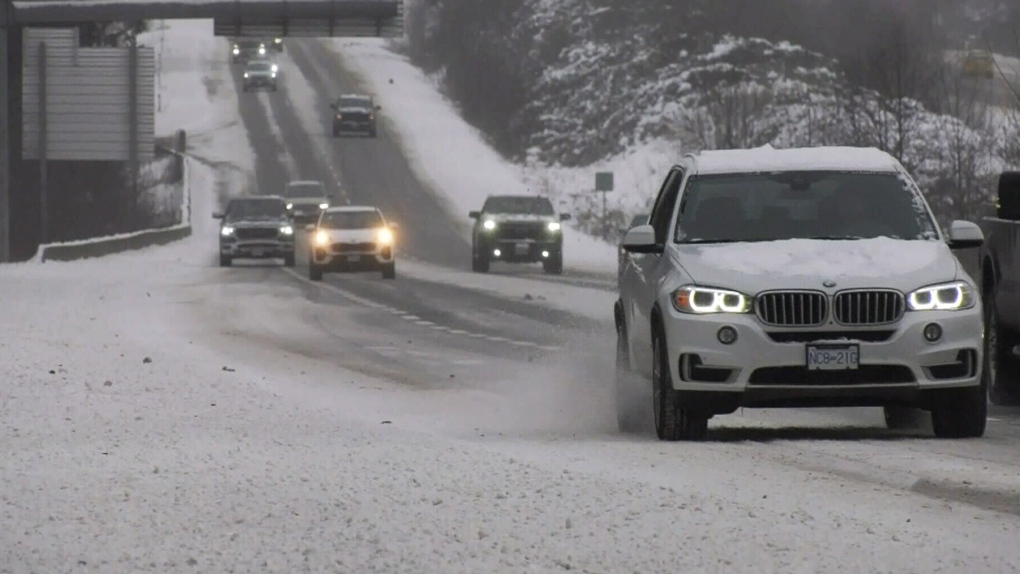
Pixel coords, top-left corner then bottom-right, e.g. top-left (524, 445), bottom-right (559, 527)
top-left (399, 0), bottom-right (1020, 232)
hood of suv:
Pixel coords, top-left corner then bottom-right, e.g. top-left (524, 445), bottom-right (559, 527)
top-left (482, 213), bottom-right (557, 224)
top-left (672, 237), bottom-right (962, 294)
top-left (225, 216), bottom-right (289, 227)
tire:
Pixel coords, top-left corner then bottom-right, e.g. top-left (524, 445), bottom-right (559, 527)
top-left (930, 381), bottom-right (987, 438)
top-left (471, 244), bottom-right (490, 273)
top-left (219, 255), bottom-right (232, 267)
top-left (382, 261), bottom-right (396, 279)
top-left (284, 251), bottom-right (295, 267)
top-left (883, 405), bottom-right (925, 430)
top-left (652, 323), bottom-right (708, 441)
top-left (985, 289), bottom-right (1020, 405)
top-left (309, 261), bottom-right (323, 281)
top-left (543, 252), bottom-right (563, 275)
top-left (615, 306), bottom-right (645, 433)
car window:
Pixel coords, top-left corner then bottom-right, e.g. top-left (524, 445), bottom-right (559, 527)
top-left (481, 196), bottom-right (554, 215)
top-left (319, 211), bottom-right (383, 229)
top-left (648, 168), bottom-right (683, 244)
top-left (339, 97), bottom-right (373, 108)
top-left (673, 171), bottom-right (940, 243)
top-left (226, 199), bottom-right (286, 220)
top-left (247, 62), bottom-right (271, 71)
top-left (286, 183), bottom-right (325, 197)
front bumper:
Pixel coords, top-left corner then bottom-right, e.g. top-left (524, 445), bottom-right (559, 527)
top-left (221, 239), bottom-right (293, 258)
top-left (244, 77), bottom-right (276, 88)
top-left (334, 119), bottom-right (375, 133)
top-left (311, 241), bottom-right (394, 270)
top-left (661, 305), bottom-right (983, 407)
top-left (478, 238), bottom-right (561, 263)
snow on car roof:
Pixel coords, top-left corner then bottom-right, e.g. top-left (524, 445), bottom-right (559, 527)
top-left (691, 146), bottom-right (901, 175)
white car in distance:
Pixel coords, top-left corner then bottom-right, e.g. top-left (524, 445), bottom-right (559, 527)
top-left (616, 146), bottom-right (987, 441)
top-left (307, 206), bottom-right (397, 281)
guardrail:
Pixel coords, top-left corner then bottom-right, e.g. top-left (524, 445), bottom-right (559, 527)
top-left (33, 151), bottom-right (192, 263)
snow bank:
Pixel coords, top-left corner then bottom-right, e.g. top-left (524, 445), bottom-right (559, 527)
top-left (320, 39), bottom-right (621, 273)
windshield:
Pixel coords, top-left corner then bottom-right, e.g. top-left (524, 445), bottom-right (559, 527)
top-left (319, 210), bottom-right (383, 229)
top-left (226, 199), bottom-right (286, 220)
top-left (247, 62), bottom-right (271, 72)
top-left (482, 196), bottom-right (555, 216)
top-left (675, 171), bottom-right (939, 243)
top-left (286, 182), bottom-right (325, 198)
top-left (339, 97), bottom-right (373, 108)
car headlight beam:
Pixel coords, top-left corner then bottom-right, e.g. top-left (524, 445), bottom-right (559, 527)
top-left (314, 230), bottom-right (330, 247)
top-left (220, 226), bottom-right (234, 237)
top-left (671, 285), bottom-right (752, 314)
top-left (280, 225), bottom-right (294, 235)
top-left (547, 221), bottom-right (561, 232)
top-left (377, 227), bottom-right (394, 245)
top-left (319, 203), bottom-right (329, 210)
top-left (482, 219), bottom-right (497, 230)
top-left (907, 281), bottom-right (975, 311)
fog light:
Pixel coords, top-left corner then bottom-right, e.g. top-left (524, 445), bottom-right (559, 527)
top-left (493, 249), bottom-right (501, 257)
top-left (923, 322), bottom-right (943, 343)
top-left (541, 250), bottom-right (549, 258)
top-left (717, 326), bottom-right (738, 345)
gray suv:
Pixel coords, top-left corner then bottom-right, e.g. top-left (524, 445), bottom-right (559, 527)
top-left (214, 195), bottom-right (295, 267)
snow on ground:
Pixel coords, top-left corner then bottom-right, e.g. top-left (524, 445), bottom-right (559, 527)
top-left (319, 39), bottom-right (622, 274)
top-left (138, 19), bottom-right (256, 203)
top-left (4, 20), bottom-right (1020, 573)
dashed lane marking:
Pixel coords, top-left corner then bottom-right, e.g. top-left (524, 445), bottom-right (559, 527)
top-left (281, 268), bottom-right (561, 351)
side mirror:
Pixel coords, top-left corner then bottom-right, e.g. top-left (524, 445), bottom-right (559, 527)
top-left (947, 220), bottom-right (984, 249)
top-left (304, 224), bottom-right (316, 232)
top-left (213, 212), bottom-right (224, 219)
top-left (469, 210), bottom-right (480, 219)
top-left (560, 213), bottom-right (571, 221)
top-left (622, 224), bottom-right (662, 254)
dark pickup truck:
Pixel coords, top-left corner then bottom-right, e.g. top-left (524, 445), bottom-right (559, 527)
top-left (980, 172), bottom-right (1020, 405)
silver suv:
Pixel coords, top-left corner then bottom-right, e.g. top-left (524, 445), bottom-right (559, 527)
top-left (615, 146), bottom-right (988, 441)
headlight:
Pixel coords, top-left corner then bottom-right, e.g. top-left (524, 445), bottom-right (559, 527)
top-left (671, 285), bottom-right (752, 314)
top-left (286, 203), bottom-right (293, 209)
top-left (271, 72), bottom-right (277, 78)
top-left (482, 219), bottom-right (497, 230)
top-left (314, 230), bottom-right (330, 246)
top-left (243, 73), bottom-right (249, 78)
top-left (220, 226), bottom-right (234, 237)
top-left (907, 281), bottom-right (975, 311)
top-left (547, 221), bottom-right (561, 232)
top-left (280, 225), bottom-right (293, 235)
top-left (232, 48), bottom-right (239, 55)
top-left (259, 47), bottom-right (265, 54)
top-left (377, 227), bottom-right (394, 245)
top-left (319, 203), bottom-right (329, 210)
top-left (271, 64), bottom-right (278, 73)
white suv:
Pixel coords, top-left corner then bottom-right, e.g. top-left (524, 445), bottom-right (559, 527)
top-left (616, 146), bottom-right (988, 441)
top-left (307, 206), bottom-right (397, 280)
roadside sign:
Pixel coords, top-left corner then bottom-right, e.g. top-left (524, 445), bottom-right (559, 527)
top-left (595, 171), bottom-right (614, 192)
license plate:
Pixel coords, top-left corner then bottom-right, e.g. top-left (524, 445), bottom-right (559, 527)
top-left (346, 255), bottom-right (360, 262)
top-left (514, 243), bottom-right (529, 255)
top-left (806, 344), bottom-right (859, 370)
top-left (251, 248), bottom-right (265, 257)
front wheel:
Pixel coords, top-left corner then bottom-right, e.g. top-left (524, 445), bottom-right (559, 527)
top-left (543, 252), bottom-right (563, 275)
top-left (471, 244), bottom-right (490, 273)
top-left (382, 261), bottom-right (396, 279)
top-left (652, 326), bottom-right (708, 441)
top-left (309, 261), bottom-right (323, 281)
top-left (986, 289), bottom-right (1020, 405)
top-left (930, 383), bottom-right (987, 438)
top-left (284, 252), bottom-right (295, 267)
top-left (219, 255), bottom-right (232, 267)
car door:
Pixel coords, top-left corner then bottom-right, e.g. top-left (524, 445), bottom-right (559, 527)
top-left (625, 166), bottom-right (684, 375)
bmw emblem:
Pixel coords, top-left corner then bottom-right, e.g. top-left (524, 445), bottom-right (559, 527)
top-left (823, 279), bottom-right (837, 288)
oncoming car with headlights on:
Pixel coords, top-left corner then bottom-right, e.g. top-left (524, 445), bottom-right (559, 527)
top-left (615, 146), bottom-right (988, 441)
top-left (214, 195), bottom-right (295, 267)
top-left (306, 206), bottom-right (397, 281)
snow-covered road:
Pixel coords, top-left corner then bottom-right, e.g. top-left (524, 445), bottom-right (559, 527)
top-left (3, 20), bottom-right (1020, 573)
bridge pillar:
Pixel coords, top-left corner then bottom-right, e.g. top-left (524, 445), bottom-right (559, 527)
top-left (0, 0), bottom-right (9, 262)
